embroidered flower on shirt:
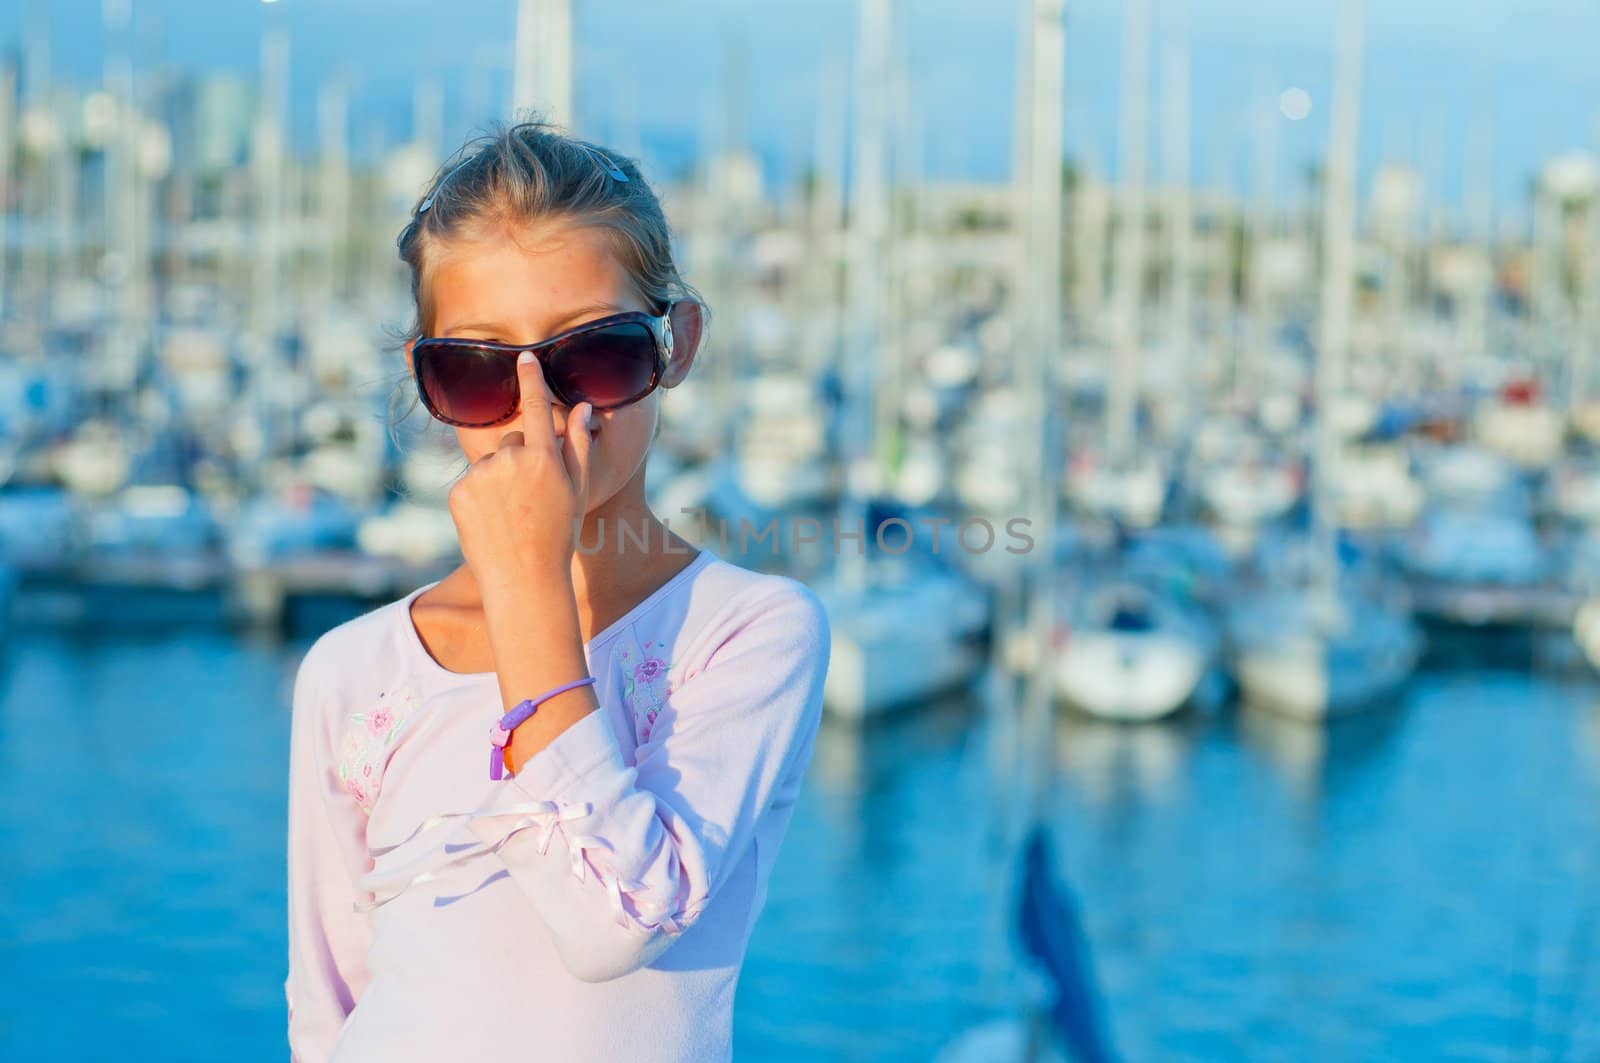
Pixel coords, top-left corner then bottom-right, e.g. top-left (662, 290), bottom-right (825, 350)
top-left (617, 640), bottom-right (677, 744)
top-left (338, 685), bottom-right (421, 812)
top-left (346, 776), bottom-right (372, 808)
top-left (633, 656), bottom-right (666, 685)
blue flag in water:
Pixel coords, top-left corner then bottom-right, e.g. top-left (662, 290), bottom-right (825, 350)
top-left (1017, 826), bottom-right (1115, 1063)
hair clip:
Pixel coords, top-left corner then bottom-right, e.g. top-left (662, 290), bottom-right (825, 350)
top-left (418, 155), bottom-right (477, 215)
top-left (579, 143), bottom-right (630, 183)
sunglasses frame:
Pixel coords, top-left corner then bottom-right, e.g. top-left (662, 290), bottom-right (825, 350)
top-left (411, 303), bottom-right (675, 429)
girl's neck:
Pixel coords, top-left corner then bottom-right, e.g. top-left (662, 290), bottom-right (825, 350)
top-left (568, 483), bottom-right (700, 637)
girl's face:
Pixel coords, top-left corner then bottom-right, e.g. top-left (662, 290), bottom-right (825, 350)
top-left (410, 222), bottom-right (692, 517)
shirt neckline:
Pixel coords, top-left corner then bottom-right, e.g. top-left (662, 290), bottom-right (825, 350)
top-left (401, 548), bottom-right (714, 681)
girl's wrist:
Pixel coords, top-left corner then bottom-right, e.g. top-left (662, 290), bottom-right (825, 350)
top-left (490, 676), bottom-right (597, 779)
top-left (483, 591), bottom-right (584, 666)
top-left (503, 682), bottom-right (598, 776)
top-left (477, 560), bottom-right (576, 613)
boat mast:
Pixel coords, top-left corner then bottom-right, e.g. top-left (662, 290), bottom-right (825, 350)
top-left (1463, 119), bottom-right (1494, 370)
top-left (0, 58), bottom-right (13, 321)
top-left (1016, 0), bottom-right (1065, 813)
top-left (1312, 0), bottom-right (1365, 605)
top-left (1244, 71), bottom-right (1279, 408)
top-left (19, 13), bottom-right (52, 315)
top-left (1585, 119), bottom-right (1600, 408)
top-left (1160, 1), bottom-right (1193, 437)
top-left (513, 0), bottom-right (573, 126)
top-left (1108, 0), bottom-right (1149, 469)
top-left (103, 0), bottom-right (144, 395)
top-left (802, 55), bottom-right (847, 381)
top-left (838, 0), bottom-right (893, 590)
top-left (246, 14), bottom-right (289, 472)
top-left (316, 73), bottom-right (350, 304)
top-left (250, 24), bottom-right (288, 344)
top-left (30, 12), bottom-right (75, 316)
top-left (1530, 177), bottom-right (1553, 383)
top-left (880, 35), bottom-right (913, 485)
top-left (414, 78), bottom-right (443, 161)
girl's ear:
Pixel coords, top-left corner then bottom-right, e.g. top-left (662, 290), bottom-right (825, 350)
top-left (661, 301), bottom-right (705, 387)
top-left (403, 338), bottom-right (416, 373)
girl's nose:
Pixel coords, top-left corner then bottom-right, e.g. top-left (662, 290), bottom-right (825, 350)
top-left (554, 406), bottom-right (601, 445)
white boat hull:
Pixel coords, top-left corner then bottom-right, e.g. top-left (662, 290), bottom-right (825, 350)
top-left (1574, 599), bottom-right (1600, 672)
top-left (816, 563), bottom-right (991, 721)
top-left (1233, 625), bottom-right (1420, 721)
top-left (1055, 631), bottom-right (1207, 722)
top-left (825, 626), bottom-right (988, 720)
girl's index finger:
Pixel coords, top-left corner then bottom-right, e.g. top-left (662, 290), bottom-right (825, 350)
top-left (516, 352), bottom-right (561, 453)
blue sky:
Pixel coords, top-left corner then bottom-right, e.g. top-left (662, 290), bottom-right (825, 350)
top-left (3, 0), bottom-right (1598, 220)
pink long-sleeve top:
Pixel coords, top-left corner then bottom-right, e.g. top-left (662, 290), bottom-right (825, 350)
top-left (285, 548), bottom-right (830, 1062)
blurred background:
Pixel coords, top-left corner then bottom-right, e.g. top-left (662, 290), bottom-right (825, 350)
top-left (4, 0), bottom-right (1600, 1058)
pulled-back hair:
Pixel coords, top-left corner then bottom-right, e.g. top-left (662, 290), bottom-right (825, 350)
top-left (385, 116), bottom-right (705, 450)
top-left (395, 116), bottom-right (707, 340)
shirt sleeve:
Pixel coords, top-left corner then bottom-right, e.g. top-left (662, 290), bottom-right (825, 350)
top-left (460, 581), bottom-right (830, 983)
top-left (285, 643), bottom-right (375, 1060)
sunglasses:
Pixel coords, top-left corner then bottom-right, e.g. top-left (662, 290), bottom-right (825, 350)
top-left (411, 304), bottom-right (675, 429)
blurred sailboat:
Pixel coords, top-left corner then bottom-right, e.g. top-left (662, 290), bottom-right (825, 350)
top-left (812, 0), bottom-right (992, 721)
top-left (1052, 17), bottom-right (1220, 724)
top-left (1055, 567), bottom-right (1217, 722)
top-left (941, 6), bottom-right (1113, 1054)
top-left (1545, 454), bottom-right (1600, 526)
top-left (1065, 450), bottom-right (1167, 528)
top-left (356, 503), bottom-right (460, 566)
top-left (954, 386), bottom-right (1035, 516)
top-left (1192, 418), bottom-right (1302, 533)
top-left (53, 419), bottom-right (132, 496)
top-left (1226, 0), bottom-right (1420, 722)
top-left (819, 550), bottom-right (993, 718)
top-left (735, 373), bottom-right (834, 510)
top-left (230, 482), bottom-right (361, 568)
top-left (0, 483), bottom-right (78, 576)
top-left (1229, 581), bottom-right (1420, 720)
top-left (1065, 0), bottom-right (1164, 535)
top-left (1329, 441), bottom-right (1423, 530)
top-left (1403, 508), bottom-right (1550, 625)
top-left (1474, 377), bottom-right (1564, 470)
top-left (1402, 445), bottom-right (1556, 626)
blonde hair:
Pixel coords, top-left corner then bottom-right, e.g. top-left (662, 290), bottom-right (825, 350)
top-left (384, 114), bottom-right (710, 451)
top-left (395, 115), bottom-right (707, 339)
top-left (386, 116), bottom-right (704, 450)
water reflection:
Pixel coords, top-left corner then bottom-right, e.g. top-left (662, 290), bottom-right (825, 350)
top-left (1236, 696), bottom-right (1410, 800)
top-left (1052, 711), bottom-right (1195, 807)
top-left (808, 690), bottom-right (981, 802)
top-left (1584, 697), bottom-right (1600, 775)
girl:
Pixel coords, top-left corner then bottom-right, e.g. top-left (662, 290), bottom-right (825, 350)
top-left (285, 120), bottom-right (830, 1062)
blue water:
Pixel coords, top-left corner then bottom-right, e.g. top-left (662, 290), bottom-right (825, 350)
top-left (4, 625), bottom-right (1600, 1061)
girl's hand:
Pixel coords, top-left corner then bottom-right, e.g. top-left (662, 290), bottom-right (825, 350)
top-left (447, 353), bottom-right (594, 600)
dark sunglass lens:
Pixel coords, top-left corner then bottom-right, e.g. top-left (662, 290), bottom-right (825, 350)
top-left (546, 324), bottom-right (658, 409)
top-left (416, 344), bottom-right (519, 427)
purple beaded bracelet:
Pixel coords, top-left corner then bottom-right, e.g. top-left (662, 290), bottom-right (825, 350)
top-left (489, 676), bottom-right (597, 780)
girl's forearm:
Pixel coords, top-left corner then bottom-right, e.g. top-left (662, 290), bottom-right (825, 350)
top-left (482, 567), bottom-right (599, 776)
